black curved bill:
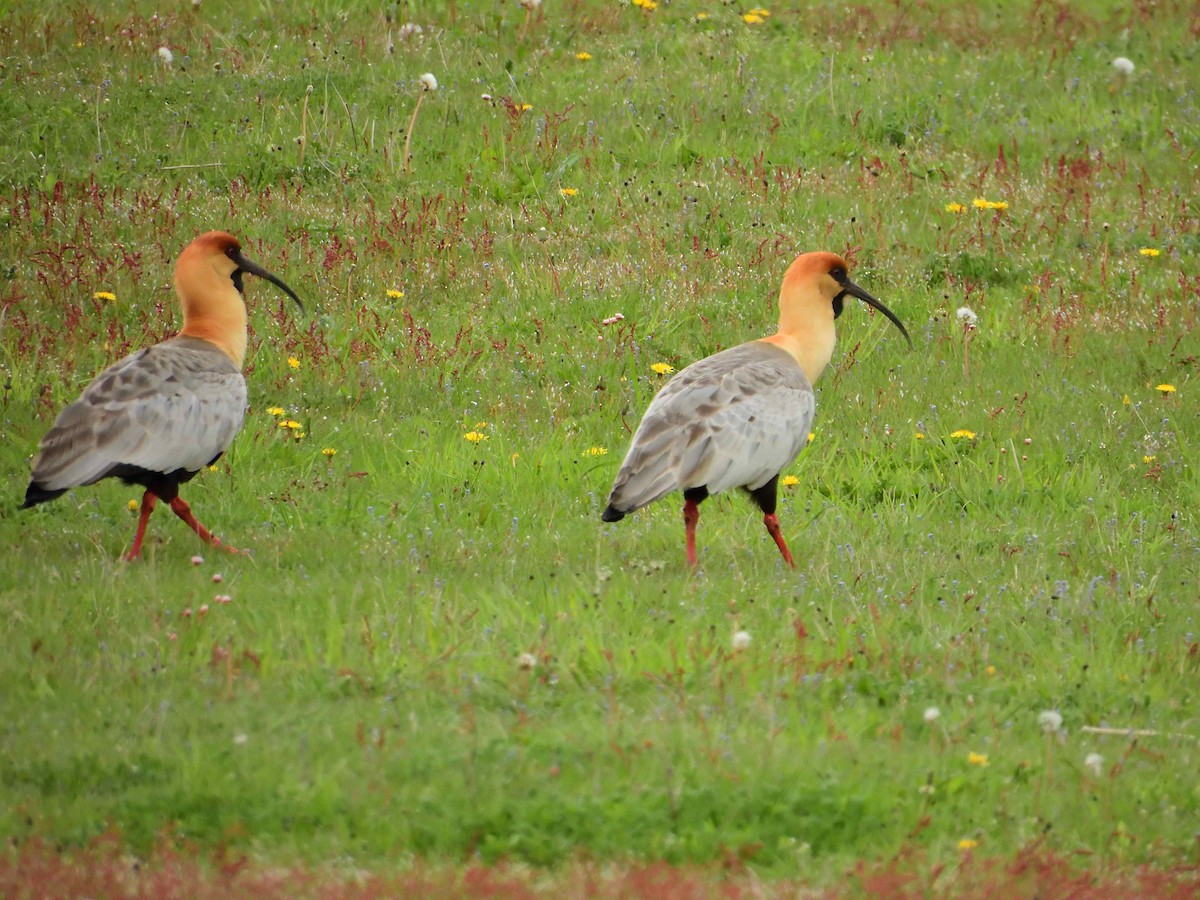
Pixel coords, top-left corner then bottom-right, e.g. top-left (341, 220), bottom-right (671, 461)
top-left (231, 250), bottom-right (304, 313)
top-left (839, 279), bottom-right (911, 348)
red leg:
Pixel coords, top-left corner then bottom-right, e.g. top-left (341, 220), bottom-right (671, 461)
top-left (124, 490), bottom-right (159, 561)
top-left (168, 496), bottom-right (241, 555)
top-left (683, 499), bottom-right (701, 567)
top-left (763, 512), bottom-right (796, 568)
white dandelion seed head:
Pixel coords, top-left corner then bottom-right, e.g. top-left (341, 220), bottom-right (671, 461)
top-left (1112, 57), bottom-right (1135, 75)
top-left (1038, 709), bottom-right (1064, 733)
top-left (233, 732), bottom-right (248, 745)
top-left (419, 72), bottom-right (438, 92)
top-left (923, 706), bottom-right (941, 724)
top-left (1084, 752), bottom-right (1103, 777)
top-left (519, 0), bottom-right (542, 8)
top-left (157, 46), bottom-right (174, 64)
top-left (517, 652), bottom-right (537, 671)
top-left (732, 630), bottom-right (751, 651)
top-left (956, 306), bottom-right (978, 328)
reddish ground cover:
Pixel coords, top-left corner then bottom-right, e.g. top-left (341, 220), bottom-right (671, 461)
top-left (2, 834), bottom-right (1198, 899)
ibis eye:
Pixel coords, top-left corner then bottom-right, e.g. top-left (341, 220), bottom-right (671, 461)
top-left (830, 267), bottom-right (848, 285)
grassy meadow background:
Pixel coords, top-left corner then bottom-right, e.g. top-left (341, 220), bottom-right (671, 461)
top-left (1, 0), bottom-right (1198, 892)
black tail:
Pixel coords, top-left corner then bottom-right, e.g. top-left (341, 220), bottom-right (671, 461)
top-left (22, 482), bottom-right (66, 509)
top-left (601, 504), bottom-right (626, 523)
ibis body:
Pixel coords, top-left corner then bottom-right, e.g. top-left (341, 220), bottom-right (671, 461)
top-left (22, 231), bottom-right (303, 560)
top-left (602, 251), bottom-right (910, 567)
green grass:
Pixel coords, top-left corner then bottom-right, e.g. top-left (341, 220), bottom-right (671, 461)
top-left (1, 0), bottom-right (1198, 887)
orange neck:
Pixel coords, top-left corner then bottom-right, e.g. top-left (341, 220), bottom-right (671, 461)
top-left (179, 312), bottom-right (247, 367)
top-left (174, 249), bottom-right (248, 368)
top-left (758, 320), bottom-right (835, 386)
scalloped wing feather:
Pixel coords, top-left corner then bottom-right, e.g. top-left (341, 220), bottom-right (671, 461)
top-left (29, 337), bottom-right (247, 492)
top-left (607, 342), bottom-right (814, 513)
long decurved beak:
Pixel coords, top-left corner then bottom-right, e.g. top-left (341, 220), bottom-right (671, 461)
top-left (840, 279), bottom-right (911, 348)
top-left (230, 250), bottom-right (305, 313)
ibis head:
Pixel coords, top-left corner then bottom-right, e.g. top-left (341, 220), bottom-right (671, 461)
top-left (175, 231), bottom-right (302, 368)
top-left (766, 251), bottom-right (910, 385)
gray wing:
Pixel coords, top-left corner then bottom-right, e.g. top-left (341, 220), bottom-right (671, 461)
top-left (29, 336), bottom-right (247, 491)
top-left (607, 341), bottom-right (814, 514)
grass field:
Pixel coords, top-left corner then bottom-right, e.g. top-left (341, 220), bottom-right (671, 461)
top-left (1, 0), bottom-right (1198, 895)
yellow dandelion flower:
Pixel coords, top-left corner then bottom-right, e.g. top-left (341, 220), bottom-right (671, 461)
top-left (632, 0), bottom-right (658, 8)
top-left (208, 464), bottom-right (219, 471)
top-left (92, 290), bottom-right (117, 302)
top-left (780, 475), bottom-right (800, 487)
top-left (742, 12), bottom-right (764, 23)
top-left (386, 288), bottom-right (405, 299)
top-left (583, 446), bottom-right (608, 457)
top-left (1143, 455), bottom-right (1156, 464)
top-left (945, 202), bottom-right (965, 213)
top-left (474, 421), bottom-right (489, 429)
top-left (518, 103), bottom-right (533, 112)
top-left (951, 429), bottom-right (977, 440)
top-left (972, 198), bottom-right (1009, 210)
top-left (807, 432), bottom-right (815, 443)
top-left (322, 448), bottom-right (337, 457)
top-left (694, 11), bottom-right (709, 20)
top-left (287, 356), bottom-right (301, 369)
top-left (575, 51), bottom-right (592, 61)
top-left (267, 406), bottom-right (286, 416)
top-left (127, 499), bottom-right (139, 512)
top-left (279, 419), bottom-right (303, 430)
top-left (958, 839), bottom-right (979, 851)
top-left (1138, 248), bottom-right (1160, 257)
top-left (915, 432), bottom-right (926, 440)
top-left (750, 7), bottom-right (771, 15)
top-left (967, 752), bottom-right (989, 767)
top-left (985, 665), bottom-right (996, 675)
top-left (651, 362), bottom-right (675, 375)
top-left (464, 431), bottom-right (488, 444)
top-left (1155, 383), bottom-right (1176, 395)
top-left (1122, 394), bottom-right (1131, 405)
top-left (293, 431), bottom-right (306, 440)
top-left (560, 187), bottom-right (578, 197)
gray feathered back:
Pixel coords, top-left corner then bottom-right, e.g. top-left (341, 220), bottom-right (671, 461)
top-left (607, 341), bottom-right (814, 514)
top-left (29, 336), bottom-right (247, 492)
